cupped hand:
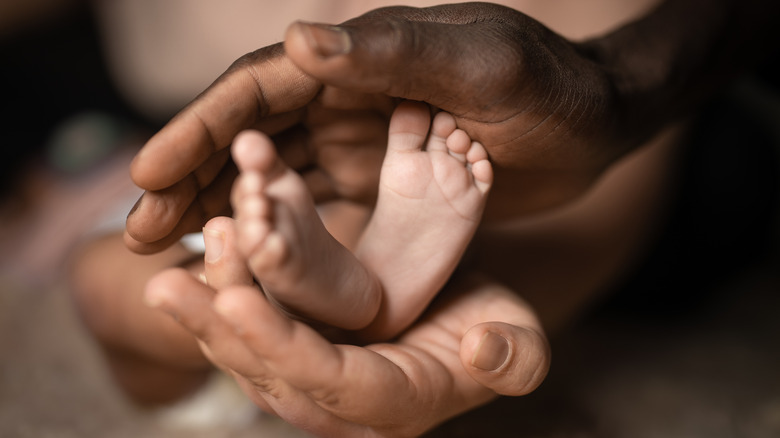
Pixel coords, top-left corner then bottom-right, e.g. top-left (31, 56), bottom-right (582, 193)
top-left (142, 210), bottom-right (550, 436)
top-left (127, 2), bottom-right (625, 253)
top-left (284, 3), bottom-right (628, 219)
top-left (125, 45), bottom-right (394, 253)
top-left (145, 266), bottom-right (550, 437)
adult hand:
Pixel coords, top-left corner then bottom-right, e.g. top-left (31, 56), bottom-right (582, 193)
top-left (125, 42), bottom-right (395, 253)
top-left (146, 266), bottom-right (550, 437)
top-left (126, 1), bottom-right (780, 253)
top-left (285, 3), bottom-right (628, 219)
top-left (126, 2), bottom-right (628, 253)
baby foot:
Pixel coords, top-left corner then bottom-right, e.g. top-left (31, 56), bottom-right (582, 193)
top-left (230, 130), bottom-right (380, 330)
top-left (380, 103), bottom-right (492, 219)
top-left (357, 101), bottom-right (493, 338)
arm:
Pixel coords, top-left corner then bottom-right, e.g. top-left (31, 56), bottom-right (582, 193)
top-left (284, 0), bottom-right (780, 219)
top-left (126, 0), bottom-right (780, 252)
top-left (583, 0), bottom-right (780, 146)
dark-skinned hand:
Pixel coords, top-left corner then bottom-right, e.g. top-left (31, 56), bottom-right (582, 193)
top-left (125, 3), bottom-right (624, 254)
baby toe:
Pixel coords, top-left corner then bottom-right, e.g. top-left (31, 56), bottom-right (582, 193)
top-left (467, 142), bottom-right (493, 192)
top-left (445, 129), bottom-right (472, 163)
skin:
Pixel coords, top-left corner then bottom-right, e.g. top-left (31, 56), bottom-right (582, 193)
top-left (73, 0), bottom-right (780, 434)
top-left (69, 235), bottom-right (212, 404)
top-left (124, 0), bottom-right (780, 253)
top-left (145, 224), bottom-right (549, 438)
top-left (230, 102), bottom-right (493, 339)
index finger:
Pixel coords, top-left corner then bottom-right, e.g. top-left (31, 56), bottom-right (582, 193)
top-left (130, 44), bottom-right (321, 191)
top-left (210, 286), bottom-right (439, 434)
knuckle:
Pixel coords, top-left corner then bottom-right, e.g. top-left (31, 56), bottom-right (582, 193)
top-left (248, 373), bottom-right (286, 399)
top-left (305, 387), bottom-right (343, 409)
top-left (366, 16), bottom-right (416, 71)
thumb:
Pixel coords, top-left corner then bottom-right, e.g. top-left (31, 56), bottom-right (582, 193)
top-left (460, 321), bottom-right (551, 396)
top-left (283, 3), bottom-right (541, 117)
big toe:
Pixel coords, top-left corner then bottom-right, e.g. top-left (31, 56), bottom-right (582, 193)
top-left (386, 101), bottom-right (432, 153)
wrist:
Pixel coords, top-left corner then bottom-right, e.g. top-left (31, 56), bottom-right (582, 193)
top-left (573, 3), bottom-right (714, 147)
top-left (577, 0), bottom-right (779, 148)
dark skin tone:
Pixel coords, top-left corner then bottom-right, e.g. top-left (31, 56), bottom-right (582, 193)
top-left (107, 0), bottom-right (780, 435)
top-left (125, 0), bottom-right (780, 254)
top-left (124, 7), bottom-right (607, 253)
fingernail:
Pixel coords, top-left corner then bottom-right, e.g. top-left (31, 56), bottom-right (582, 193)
top-left (203, 227), bottom-right (225, 263)
top-left (472, 331), bottom-right (510, 371)
top-left (300, 22), bottom-right (352, 58)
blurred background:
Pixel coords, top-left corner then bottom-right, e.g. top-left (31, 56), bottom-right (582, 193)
top-left (1, 1), bottom-right (779, 437)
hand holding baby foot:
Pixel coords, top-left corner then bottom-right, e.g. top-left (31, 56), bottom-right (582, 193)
top-left (144, 266), bottom-right (549, 437)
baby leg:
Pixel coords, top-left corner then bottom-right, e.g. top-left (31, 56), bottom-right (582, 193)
top-left (230, 131), bottom-right (381, 330)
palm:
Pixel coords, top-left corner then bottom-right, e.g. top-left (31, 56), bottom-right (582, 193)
top-left (151, 268), bottom-right (532, 437)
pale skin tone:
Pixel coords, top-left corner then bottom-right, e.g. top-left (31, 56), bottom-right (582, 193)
top-left (229, 101), bottom-right (492, 338)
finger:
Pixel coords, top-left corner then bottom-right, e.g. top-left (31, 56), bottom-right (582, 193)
top-left (461, 322), bottom-right (550, 396)
top-left (307, 110), bottom-right (389, 204)
top-left (125, 159), bottom-right (238, 254)
top-left (127, 145), bottom-right (231, 238)
top-left (212, 286), bottom-right (436, 432)
top-left (284, 4), bottom-right (531, 118)
top-left (411, 272), bottom-right (550, 398)
top-left (130, 44), bottom-right (319, 192)
top-left (162, 284), bottom-right (364, 436)
top-left (273, 124), bottom-right (314, 172)
top-left (145, 268), bottom-right (281, 415)
top-left (144, 268), bottom-right (226, 345)
top-left (228, 372), bottom-right (363, 437)
top-left (150, 275), bottom-right (357, 436)
top-left (300, 169), bottom-right (338, 203)
top-left (446, 278), bottom-right (550, 396)
top-left (203, 216), bottom-right (255, 289)
top-left (144, 268), bottom-right (271, 379)
top-left (126, 45), bottom-right (317, 249)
